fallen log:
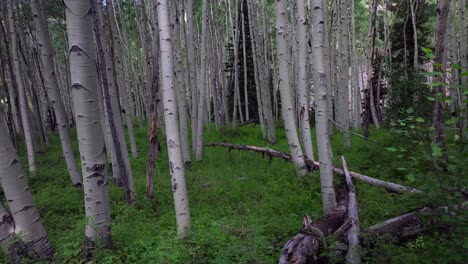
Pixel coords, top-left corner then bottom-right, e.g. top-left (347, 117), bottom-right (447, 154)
top-left (279, 186), bottom-right (349, 264)
top-left (342, 157), bottom-right (361, 264)
top-left (239, 119), bottom-right (257, 126)
top-left (363, 201), bottom-right (468, 242)
top-left (205, 142), bottom-right (422, 194)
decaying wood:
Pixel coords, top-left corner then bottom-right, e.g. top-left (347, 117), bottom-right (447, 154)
top-left (205, 142), bottom-right (422, 193)
top-left (279, 186), bottom-right (349, 264)
top-left (364, 202), bottom-right (468, 241)
top-left (239, 119), bottom-right (257, 126)
top-left (342, 156), bottom-right (361, 264)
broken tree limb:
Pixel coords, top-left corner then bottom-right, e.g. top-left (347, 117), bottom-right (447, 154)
top-left (205, 142), bottom-right (291, 161)
top-left (239, 119), bottom-right (257, 126)
top-left (363, 202), bottom-right (468, 241)
top-left (330, 166), bottom-right (422, 194)
top-left (205, 142), bottom-right (422, 194)
top-left (342, 157), bottom-right (361, 264)
top-left (279, 185), bottom-right (349, 264)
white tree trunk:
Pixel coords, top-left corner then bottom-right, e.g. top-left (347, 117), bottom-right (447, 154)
top-left (296, 0), bottom-right (315, 161)
top-left (107, 0), bottom-right (139, 159)
top-left (64, 0), bottom-right (112, 246)
top-left (172, 1), bottom-right (191, 166)
top-left (338, 0), bottom-right (351, 148)
top-left (311, 0), bottom-right (337, 214)
top-left (0, 111), bottom-right (53, 259)
top-left (195, 0), bottom-right (208, 161)
top-left (156, 0), bottom-right (192, 238)
top-left (6, 0), bottom-right (36, 174)
top-left (275, 0), bottom-right (307, 176)
top-left (186, 0), bottom-right (199, 155)
top-left (31, 0), bottom-right (82, 186)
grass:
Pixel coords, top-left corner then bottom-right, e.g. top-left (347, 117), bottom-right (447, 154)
top-left (1, 123), bottom-right (466, 263)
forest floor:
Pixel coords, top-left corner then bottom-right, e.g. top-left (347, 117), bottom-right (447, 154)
top-left (2, 123), bottom-right (467, 263)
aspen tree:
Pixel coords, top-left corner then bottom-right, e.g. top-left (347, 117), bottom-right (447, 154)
top-left (186, 0), bottom-right (199, 154)
top-left (296, 0), bottom-right (315, 161)
top-left (107, 0), bottom-right (139, 159)
top-left (64, 0), bottom-right (112, 247)
top-left (156, 0), bottom-right (191, 237)
top-left (0, 111), bottom-right (53, 259)
top-left (195, 0), bottom-right (208, 161)
top-left (92, 0), bottom-right (136, 203)
top-left (171, 1), bottom-right (191, 166)
top-left (276, 0), bottom-right (307, 176)
top-left (311, 0), bottom-right (337, 214)
top-left (6, 0), bottom-right (36, 174)
top-left (31, 0), bottom-right (82, 186)
top-left (338, 0), bottom-right (351, 148)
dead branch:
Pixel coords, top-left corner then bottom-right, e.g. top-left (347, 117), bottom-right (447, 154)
top-left (239, 119), bottom-right (257, 126)
top-left (363, 202), bottom-right (468, 241)
top-left (342, 157), bottom-right (361, 264)
top-left (279, 185), bottom-right (349, 264)
top-left (205, 142), bottom-right (422, 194)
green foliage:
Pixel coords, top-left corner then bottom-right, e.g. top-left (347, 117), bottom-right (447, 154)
top-left (1, 124), bottom-right (466, 263)
top-left (385, 63), bottom-right (432, 123)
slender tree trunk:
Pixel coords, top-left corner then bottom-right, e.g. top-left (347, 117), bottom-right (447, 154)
top-left (276, 0), bottom-right (307, 176)
top-left (241, 1), bottom-right (250, 121)
top-left (0, 111), bottom-right (53, 260)
top-left (172, 1), bottom-right (191, 166)
top-left (460, 0), bottom-right (468, 138)
top-left (64, 0), bottom-right (112, 247)
top-left (6, 0), bottom-right (36, 174)
top-left (195, 0), bottom-right (208, 161)
top-left (92, 0), bottom-right (136, 203)
top-left (31, 0), bottom-right (82, 186)
top-left (296, 0), bottom-right (315, 161)
top-left (156, 0), bottom-right (191, 238)
top-left (367, 0), bottom-right (380, 129)
top-left (432, 0), bottom-right (451, 145)
top-left (338, 0), bottom-right (351, 148)
top-left (107, 0), bottom-right (139, 159)
top-left (186, 0), bottom-right (198, 155)
top-left (409, 0), bottom-right (419, 68)
top-left (311, 0), bottom-right (337, 215)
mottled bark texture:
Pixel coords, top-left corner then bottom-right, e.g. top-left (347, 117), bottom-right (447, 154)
top-left (6, 0), bottom-right (36, 174)
top-left (195, 0), bottom-right (208, 161)
top-left (275, 0), bottom-right (307, 176)
top-left (156, 0), bottom-right (191, 237)
top-left (31, 0), bottom-right (82, 186)
top-left (64, 0), bottom-right (112, 247)
top-left (0, 112), bottom-right (53, 260)
top-left (311, 0), bottom-right (337, 214)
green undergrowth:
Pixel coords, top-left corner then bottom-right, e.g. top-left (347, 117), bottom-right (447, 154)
top-left (1, 124), bottom-right (466, 263)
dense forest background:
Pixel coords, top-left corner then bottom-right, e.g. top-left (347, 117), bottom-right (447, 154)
top-left (0, 0), bottom-right (466, 263)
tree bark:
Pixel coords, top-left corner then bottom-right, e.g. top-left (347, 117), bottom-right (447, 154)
top-left (311, 0), bottom-right (337, 214)
top-left (296, 0), bottom-right (315, 161)
top-left (64, 0), bottom-right (112, 248)
top-left (195, 0), bottom-right (208, 161)
top-left (432, 0), bottom-right (451, 145)
top-left (156, 0), bottom-right (192, 238)
top-left (275, 0), bottom-right (307, 176)
top-left (92, 0), bottom-right (136, 203)
top-left (279, 185), bottom-right (348, 264)
top-left (6, 0), bottom-right (36, 174)
top-left (342, 156), bottom-right (361, 264)
top-left (107, 0), bottom-right (139, 159)
top-left (31, 0), bottom-right (82, 186)
top-left (0, 110), bottom-right (53, 260)
top-left (338, 0), bottom-right (351, 148)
